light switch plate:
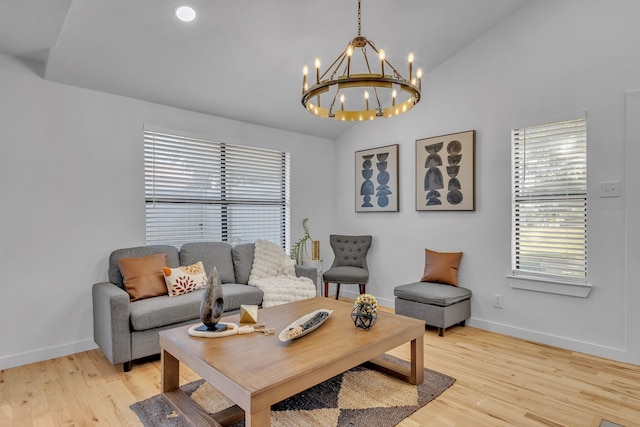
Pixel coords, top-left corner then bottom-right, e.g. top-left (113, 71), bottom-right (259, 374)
top-left (599, 181), bottom-right (620, 198)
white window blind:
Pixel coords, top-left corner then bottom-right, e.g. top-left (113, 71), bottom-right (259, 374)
top-left (144, 130), bottom-right (290, 249)
top-left (511, 116), bottom-right (587, 282)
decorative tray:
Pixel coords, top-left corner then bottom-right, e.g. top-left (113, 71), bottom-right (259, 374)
top-left (278, 309), bottom-right (333, 342)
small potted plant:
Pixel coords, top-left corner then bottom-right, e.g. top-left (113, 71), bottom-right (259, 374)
top-left (291, 218), bottom-right (313, 265)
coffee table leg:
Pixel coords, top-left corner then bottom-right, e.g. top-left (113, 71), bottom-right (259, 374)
top-left (162, 348), bottom-right (180, 393)
top-left (410, 334), bottom-right (424, 385)
top-left (365, 333), bottom-right (425, 385)
top-left (246, 406), bottom-right (270, 426)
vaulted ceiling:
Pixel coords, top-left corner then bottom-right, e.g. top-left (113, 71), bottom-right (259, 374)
top-left (0, 0), bottom-right (529, 139)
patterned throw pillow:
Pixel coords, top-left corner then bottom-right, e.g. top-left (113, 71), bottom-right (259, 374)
top-left (163, 261), bottom-right (208, 297)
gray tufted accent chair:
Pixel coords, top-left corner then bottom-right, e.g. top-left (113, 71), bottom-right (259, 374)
top-left (322, 234), bottom-right (372, 299)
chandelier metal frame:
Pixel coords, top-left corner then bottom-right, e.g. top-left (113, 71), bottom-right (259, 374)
top-left (301, 0), bottom-right (422, 121)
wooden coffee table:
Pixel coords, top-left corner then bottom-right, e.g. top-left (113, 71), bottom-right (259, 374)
top-left (159, 297), bottom-right (425, 427)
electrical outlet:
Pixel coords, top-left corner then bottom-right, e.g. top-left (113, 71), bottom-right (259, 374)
top-left (494, 294), bottom-right (504, 309)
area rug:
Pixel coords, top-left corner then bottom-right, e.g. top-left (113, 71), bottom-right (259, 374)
top-left (130, 354), bottom-right (455, 427)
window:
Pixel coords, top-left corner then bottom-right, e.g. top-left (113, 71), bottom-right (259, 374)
top-left (511, 115), bottom-right (587, 283)
top-left (144, 130), bottom-right (290, 249)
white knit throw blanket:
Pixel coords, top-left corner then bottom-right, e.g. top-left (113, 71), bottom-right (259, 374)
top-left (248, 239), bottom-right (316, 308)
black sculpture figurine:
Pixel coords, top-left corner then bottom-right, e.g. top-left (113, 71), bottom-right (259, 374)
top-left (195, 266), bottom-right (227, 332)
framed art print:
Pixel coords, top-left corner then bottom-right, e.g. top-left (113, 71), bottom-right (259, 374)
top-left (416, 130), bottom-right (475, 211)
top-left (355, 144), bottom-right (399, 212)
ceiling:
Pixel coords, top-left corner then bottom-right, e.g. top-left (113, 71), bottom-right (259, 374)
top-left (0, 0), bottom-right (529, 140)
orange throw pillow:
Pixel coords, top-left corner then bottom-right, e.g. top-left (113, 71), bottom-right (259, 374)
top-left (118, 253), bottom-right (168, 301)
top-left (420, 249), bottom-right (463, 286)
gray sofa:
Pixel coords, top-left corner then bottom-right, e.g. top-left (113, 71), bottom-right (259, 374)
top-left (92, 242), bottom-right (317, 371)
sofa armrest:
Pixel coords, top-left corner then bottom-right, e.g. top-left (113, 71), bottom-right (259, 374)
top-left (295, 265), bottom-right (317, 282)
top-left (92, 282), bottom-right (132, 365)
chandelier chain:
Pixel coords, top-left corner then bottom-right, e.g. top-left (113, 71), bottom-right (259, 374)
top-left (357, 0), bottom-right (361, 36)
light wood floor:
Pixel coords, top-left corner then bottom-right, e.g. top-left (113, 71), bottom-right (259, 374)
top-left (2, 316), bottom-right (639, 426)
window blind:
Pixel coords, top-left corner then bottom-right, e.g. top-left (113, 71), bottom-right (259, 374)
top-left (511, 116), bottom-right (587, 282)
top-left (144, 130), bottom-right (290, 249)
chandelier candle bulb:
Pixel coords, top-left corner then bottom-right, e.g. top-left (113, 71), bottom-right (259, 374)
top-left (417, 67), bottom-right (423, 91)
top-left (302, 66), bottom-right (308, 92)
top-left (340, 93), bottom-right (345, 110)
top-left (364, 90), bottom-right (369, 110)
top-left (379, 49), bottom-right (385, 76)
top-left (315, 58), bottom-right (321, 83)
top-left (347, 46), bottom-right (353, 76)
top-left (408, 52), bottom-right (414, 79)
top-left (392, 89), bottom-right (397, 106)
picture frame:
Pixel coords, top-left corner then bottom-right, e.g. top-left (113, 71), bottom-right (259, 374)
top-left (415, 130), bottom-right (475, 211)
top-left (355, 144), bottom-right (399, 212)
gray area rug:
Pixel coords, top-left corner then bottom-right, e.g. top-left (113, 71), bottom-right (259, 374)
top-left (130, 354), bottom-right (455, 427)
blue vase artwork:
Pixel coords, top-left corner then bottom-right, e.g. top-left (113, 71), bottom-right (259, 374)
top-left (424, 141), bottom-right (444, 206)
top-left (375, 152), bottom-right (391, 207)
top-left (446, 140), bottom-right (464, 205)
top-left (360, 154), bottom-right (375, 207)
top-left (356, 144), bottom-right (398, 212)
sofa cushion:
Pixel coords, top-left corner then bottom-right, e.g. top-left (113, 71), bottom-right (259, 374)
top-left (232, 243), bottom-right (255, 285)
top-left (180, 242), bottom-right (236, 284)
top-left (394, 282), bottom-right (471, 307)
top-left (163, 261), bottom-right (207, 297)
top-left (420, 249), bottom-right (463, 286)
top-left (129, 284), bottom-right (264, 331)
top-left (109, 245), bottom-right (179, 289)
top-left (222, 283), bottom-right (264, 311)
top-left (118, 253), bottom-right (168, 301)
top-left (130, 289), bottom-right (205, 331)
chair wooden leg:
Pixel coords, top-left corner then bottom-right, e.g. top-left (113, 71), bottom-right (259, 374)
top-left (324, 282), bottom-right (329, 298)
top-left (359, 284), bottom-right (366, 294)
top-left (335, 283), bottom-right (340, 300)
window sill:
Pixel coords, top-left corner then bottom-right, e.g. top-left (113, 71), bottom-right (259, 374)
top-left (507, 275), bottom-right (592, 297)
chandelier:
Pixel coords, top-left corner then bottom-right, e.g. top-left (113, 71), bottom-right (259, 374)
top-left (301, 0), bottom-right (422, 121)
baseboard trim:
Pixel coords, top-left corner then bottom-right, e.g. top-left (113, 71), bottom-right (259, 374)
top-left (469, 318), bottom-right (629, 364)
top-left (337, 289), bottom-right (395, 308)
top-left (0, 339), bottom-right (98, 370)
top-left (3, 312), bottom-right (628, 369)
top-left (357, 287), bottom-right (633, 364)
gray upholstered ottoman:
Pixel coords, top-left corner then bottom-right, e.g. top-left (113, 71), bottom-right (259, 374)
top-left (394, 282), bottom-right (471, 336)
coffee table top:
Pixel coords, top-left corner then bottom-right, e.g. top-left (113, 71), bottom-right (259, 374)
top-left (160, 297), bottom-right (424, 398)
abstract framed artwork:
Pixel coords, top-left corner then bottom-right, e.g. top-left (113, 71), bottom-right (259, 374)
top-left (415, 130), bottom-right (475, 211)
top-left (355, 144), bottom-right (399, 212)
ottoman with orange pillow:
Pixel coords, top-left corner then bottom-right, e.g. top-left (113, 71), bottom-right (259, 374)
top-left (394, 249), bottom-right (471, 336)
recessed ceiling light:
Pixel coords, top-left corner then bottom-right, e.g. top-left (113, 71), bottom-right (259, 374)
top-left (175, 5), bottom-right (196, 22)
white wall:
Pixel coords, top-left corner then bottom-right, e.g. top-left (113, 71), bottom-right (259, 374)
top-left (0, 52), bottom-right (336, 369)
top-left (625, 91), bottom-right (640, 364)
top-left (334, 0), bottom-right (640, 363)
top-left (2, 0), bottom-right (639, 370)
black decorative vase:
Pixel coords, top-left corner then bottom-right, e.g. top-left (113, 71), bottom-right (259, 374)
top-left (351, 303), bottom-right (377, 330)
top-left (196, 266), bottom-right (227, 332)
